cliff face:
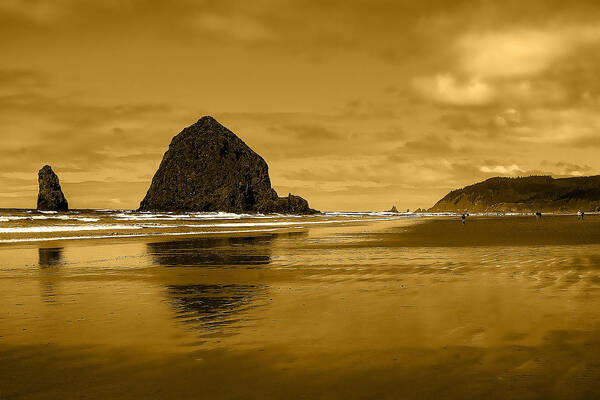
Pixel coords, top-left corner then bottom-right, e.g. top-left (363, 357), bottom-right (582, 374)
top-left (37, 165), bottom-right (68, 211)
top-left (429, 175), bottom-right (600, 213)
top-left (139, 116), bottom-right (317, 214)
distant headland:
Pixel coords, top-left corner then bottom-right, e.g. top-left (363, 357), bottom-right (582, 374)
top-left (429, 175), bottom-right (600, 213)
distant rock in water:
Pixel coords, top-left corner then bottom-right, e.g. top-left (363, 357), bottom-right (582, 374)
top-left (139, 116), bottom-right (318, 214)
top-left (37, 165), bottom-right (68, 211)
top-left (429, 175), bottom-right (600, 213)
top-left (387, 205), bottom-right (398, 213)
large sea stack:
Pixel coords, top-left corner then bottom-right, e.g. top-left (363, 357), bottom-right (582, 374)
top-left (139, 116), bottom-right (317, 214)
top-left (429, 175), bottom-right (600, 213)
top-left (37, 165), bottom-right (68, 211)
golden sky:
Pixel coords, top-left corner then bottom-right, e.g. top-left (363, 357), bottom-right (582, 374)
top-left (1, 0), bottom-right (600, 211)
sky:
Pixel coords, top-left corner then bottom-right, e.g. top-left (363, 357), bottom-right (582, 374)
top-left (1, 0), bottom-right (600, 211)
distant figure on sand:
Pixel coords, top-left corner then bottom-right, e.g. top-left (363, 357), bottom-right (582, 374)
top-left (461, 213), bottom-right (466, 224)
top-left (578, 210), bottom-right (585, 220)
top-left (535, 211), bottom-right (542, 219)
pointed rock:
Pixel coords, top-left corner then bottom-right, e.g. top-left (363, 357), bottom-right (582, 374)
top-left (387, 205), bottom-right (398, 213)
top-left (37, 165), bottom-right (68, 211)
top-left (139, 116), bottom-right (317, 214)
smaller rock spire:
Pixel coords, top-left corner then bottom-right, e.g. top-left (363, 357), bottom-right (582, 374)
top-left (37, 165), bottom-right (69, 211)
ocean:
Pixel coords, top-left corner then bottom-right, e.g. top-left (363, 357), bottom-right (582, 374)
top-left (1, 210), bottom-right (599, 399)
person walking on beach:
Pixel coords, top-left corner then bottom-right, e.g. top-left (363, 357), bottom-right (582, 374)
top-left (578, 210), bottom-right (585, 220)
top-left (461, 213), bottom-right (466, 224)
top-left (535, 211), bottom-right (542, 220)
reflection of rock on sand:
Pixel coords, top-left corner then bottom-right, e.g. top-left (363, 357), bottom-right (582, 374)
top-left (146, 235), bottom-right (275, 334)
top-left (38, 247), bottom-right (63, 303)
top-left (166, 284), bottom-right (269, 332)
top-left (146, 235), bottom-right (275, 267)
top-left (38, 247), bottom-right (63, 268)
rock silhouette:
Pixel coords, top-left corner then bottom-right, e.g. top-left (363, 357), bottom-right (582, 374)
top-left (37, 165), bottom-right (68, 211)
top-left (139, 116), bottom-right (317, 214)
top-left (387, 205), bottom-right (398, 213)
top-left (429, 175), bottom-right (600, 213)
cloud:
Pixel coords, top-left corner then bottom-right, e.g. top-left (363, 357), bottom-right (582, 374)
top-left (543, 161), bottom-right (592, 176)
top-left (513, 108), bottom-right (600, 145)
top-left (458, 30), bottom-right (568, 79)
top-left (413, 74), bottom-right (496, 106)
top-left (276, 123), bottom-right (341, 141)
top-left (281, 163), bottom-right (384, 184)
top-left (457, 26), bottom-right (600, 78)
top-left (0, 69), bottom-right (46, 91)
top-left (395, 134), bottom-right (466, 156)
top-left (412, 25), bottom-right (600, 110)
top-left (476, 161), bottom-right (594, 178)
top-left (479, 164), bottom-right (524, 174)
top-left (0, 0), bottom-right (69, 24)
top-left (193, 13), bottom-right (272, 41)
top-left (494, 108), bottom-right (522, 127)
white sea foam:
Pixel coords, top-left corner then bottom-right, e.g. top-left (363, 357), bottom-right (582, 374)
top-left (325, 211), bottom-right (396, 216)
top-left (0, 224), bottom-right (146, 233)
top-left (175, 217), bottom-right (400, 229)
top-left (324, 211), bottom-right (422, 218)
top-left (112, 211), bottom-right (302, 221)
top-left (324, 211), bottom-right (461, 217)
top-left (0, 215), bottom-right (99, 222)
top-left (0, 216), bottom-right (398, 234)
top-left (0, 228), bottom-right (283, 243)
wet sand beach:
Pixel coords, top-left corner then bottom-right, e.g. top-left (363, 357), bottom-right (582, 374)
top-left (1, 212), bottom-right (600, 399)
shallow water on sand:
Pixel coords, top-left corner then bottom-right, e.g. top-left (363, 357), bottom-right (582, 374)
top-left (1, 212), bottom-right (600, 399)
